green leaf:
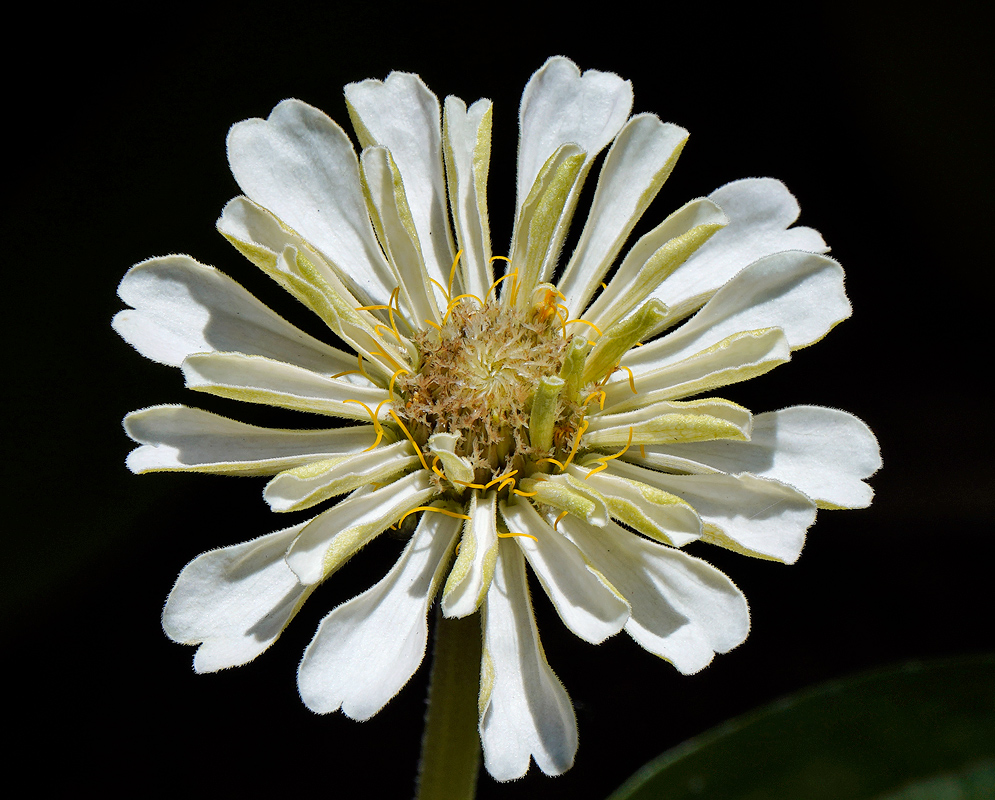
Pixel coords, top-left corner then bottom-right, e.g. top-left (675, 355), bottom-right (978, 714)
top-left (608, 655), bottom-right (995, 800)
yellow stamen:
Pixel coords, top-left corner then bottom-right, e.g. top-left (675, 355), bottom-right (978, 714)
top-left (329, 369), bottom-right (362, 380)
top-left (452, 478), bottom-right (488, 490)
top-left (388, 368), bottom-right (409, 399)
top-left (497, 476), bottom-right (517, 493)
top-left (583, 389), bottom-right (606, 410)
top-left (443, 293), bottom-right (485, 324)
top-left (562, 419), bottom-right (589, 470)
top-left (616, 364), bottom-right (637, 394)
top-left (511, 489), bottom-right (538, 497)
top-left (424, 319), bottom-right (443, 332)
top-left (430, 456), bottom-right (455, 485)
top-left (398, 505), bottom-right (472, 528)
top-left (387, 287), bottom-right (404, 340)
top-left (484, 469), bottom-right (519, 490)
top-left (389, 409), bottom-right (430, 472)
top-left (585, 426), bottom-right (633, 480)
top-left (486, 270), bottom-right (517, 300)
top-left (565, 318), bottom-right (603, 338)
top-left (343, 399), bottom-right (385, 452)
top-left (374, 323), bottom-right (402, 343)
top-left (429, 277), bottom-right (451, 303)
top-left (368, 347), bottom-right (403, 372)
top-left (497, 531), bottom-right (539, 543)
top-left (536, 457), bottom-right (565, 471)
top-left (553, 510), bottom-right (569, 531)
top-left (448, 249), bottom-right (463, 297)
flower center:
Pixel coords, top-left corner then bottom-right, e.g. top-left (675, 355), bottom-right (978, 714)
top-left (394, 297), bottom-right (583, 490)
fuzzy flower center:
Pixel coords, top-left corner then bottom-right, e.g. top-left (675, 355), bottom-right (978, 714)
top-left (394, 298), bottom-right (583, 489)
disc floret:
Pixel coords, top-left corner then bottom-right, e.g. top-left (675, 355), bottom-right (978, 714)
top-left (395, 299), bottom-right (582, 489)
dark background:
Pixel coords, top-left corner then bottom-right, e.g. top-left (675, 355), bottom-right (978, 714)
top-left (6, 3), bottom-right (991, 796)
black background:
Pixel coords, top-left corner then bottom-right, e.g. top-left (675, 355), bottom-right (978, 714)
top-left (6, 3), bottom-right (992, 797)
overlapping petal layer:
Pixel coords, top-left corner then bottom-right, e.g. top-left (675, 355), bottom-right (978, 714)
top-left (119, 56), bottom-right (878, 783)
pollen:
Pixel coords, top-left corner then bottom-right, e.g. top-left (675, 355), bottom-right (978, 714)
top-left (393, 300), bottom-right (582, 488)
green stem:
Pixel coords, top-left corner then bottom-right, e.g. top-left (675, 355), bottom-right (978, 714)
top-left (415, 609), bottom-right (482, 800)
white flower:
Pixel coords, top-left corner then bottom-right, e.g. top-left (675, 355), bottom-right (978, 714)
top-left (115, 57), bottom-right (880, 782)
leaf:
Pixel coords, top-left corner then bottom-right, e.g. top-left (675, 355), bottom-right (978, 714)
top-left (608, 655), bottom-right (995, 800)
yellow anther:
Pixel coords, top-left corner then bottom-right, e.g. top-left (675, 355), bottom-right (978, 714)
top-left (616, 364), bottom-right (637, 394)
top-left (489, 255), bottom-right (511, 264)
top-left (430, 455), bottom-right (448, 481)
top-left (448, 249), bottom-right (463, 297)
top-left (583, 389), bottom-right (606, 410)
top-left (536, 457), bottom-right (565, 471)
top-left (387, 287), bottom-right (405, 339)
top-left (343, 399), bottom-right (386, 452)
top-left (388, 368), bottom-right (409, 399)
top-left (368, 347), bottom-right (403, 372)
top-left (374, 323), bottom-right (402, 343)
top-left (452, 478), bottom-right (488, 490)
top-left (486, 270), bottom-right (517, 300)
top-left (484, 469), bottom-right (519, 490)
top-left (443, 293), bottom-right (485, 324)
top-left (329, 369), bottom-right (362, 380)
top-left (429, 277), bottom-right (451, 303)
top-left (565, 318), bottom-right (603, 338)
top-left (553, 510), bottom-right (569, 531)
top-left (511, 489), bottom-right (538, 498)
top-left (585, 460), bottom-right (609, 478)
top-left (497, 531), bottom-right (539, 543)
top-left (584, 426), bottom-right (633, 480)
top-left (424, 319), bottom-right (443, 332)
top-left (389, 409), bottom-right (430, 472)
top-left (398, 505), bottom-right (472, 528)
top-left (561, 419), bottom-right (589, 470)
top-left (497, 476), bottom-right (517, 493)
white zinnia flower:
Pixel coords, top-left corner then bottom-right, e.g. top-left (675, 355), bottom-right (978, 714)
top-left (115, 56), bottom-right (880, 782)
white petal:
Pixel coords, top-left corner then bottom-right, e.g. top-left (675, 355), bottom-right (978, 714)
top-left (345, 73), bottom-right (455, 288)
top-left (565, 463), bottom-right (702, 547)
top-left (124, 404), bottom-right (382, 475)
top-left (113, 255), bottom-right (356, 373)
top-left (163, 523), bottom-right (312, 673)
top-left (558, 114), bottom-right (690, 315)
top-left (181, 352), bottom-right (389, 418)
top-left (651, 177), bottom-right (828, 322)
top-left (479, 542), bottom-right (577, 780)
top-left (217, 196), bottom-right (371, 339)
top-left (499, 499), bottom-right (629, 644)
top-left (509, 143), bottom-right (586, 305)
top-left (516, 57), bottom-right (632, 228)
top-left (443, 96), bottom-right (493, 299)
top-left (560, 518), bottom-right (750, 674)
top-left (263, 440), bottom-right (420, 513)
top-left (285, 472), bottom-right (436, 585)
top-left (607, 460), bottom-right (815, 563)
top-left (625, 251), bottom-right (850, 372)
top-left (577, 197), bottom-right (727, 333)
top-left (442, 490), bottom-right (499, 618)
top-left (226, 99), bottom-right (395, 307)
top-left (359, 145), bottom-right (441, 326)
top-left (638, 406), bottom-right (881, 509)
top-left (604, 328), bottom-right (791, 412)
top-left (583, 398), bottom-right (753, 446)
top-left (297, 507), bottom-right (460, 720)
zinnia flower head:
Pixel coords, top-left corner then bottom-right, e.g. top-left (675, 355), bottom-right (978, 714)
top-left (114, 57), bottom-right (880, 781)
